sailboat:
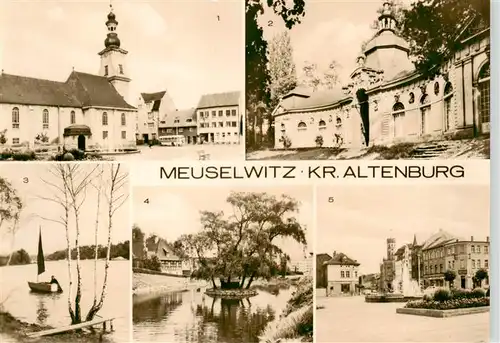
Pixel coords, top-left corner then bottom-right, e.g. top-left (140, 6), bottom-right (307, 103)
top-left (27, 227), bottom-right (63, 294)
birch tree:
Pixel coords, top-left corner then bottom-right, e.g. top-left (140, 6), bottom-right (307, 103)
top-left (86, 163), bottom-right (128, 321)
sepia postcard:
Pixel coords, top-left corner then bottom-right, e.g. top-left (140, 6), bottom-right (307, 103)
top-left (131, 185), bottom-right (313, 343)
top-left (0, 1), bottom-right (244, 163)
top-left (0, 162), bottom-right (131, 342)
top-left (245, 0), bottom-right (490, 161)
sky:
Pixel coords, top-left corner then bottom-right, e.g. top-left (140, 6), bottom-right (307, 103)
top-left (258, 0), bottom-right (413, 85)
top-left (133, 185), bottom-right (313, 261)
top-left (0, 0), bottom-right (243, 109)
top-left (0, 163), bottom-right (130, 256)
top-left (316, 184), bottom-right (490, 275)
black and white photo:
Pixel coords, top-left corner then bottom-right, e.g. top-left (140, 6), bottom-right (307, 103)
top-left (132, 185), bottom-right (313, 343)
top-left (246, 0), bottom-right (490, 160)
top-left (0, 1), bottom-right (244, 162)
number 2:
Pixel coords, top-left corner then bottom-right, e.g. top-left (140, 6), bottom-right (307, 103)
top-left (268, 20), bottom-right (273, 27)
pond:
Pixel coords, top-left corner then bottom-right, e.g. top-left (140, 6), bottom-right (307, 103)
top-left (133, 284), bottom-right (294, 343)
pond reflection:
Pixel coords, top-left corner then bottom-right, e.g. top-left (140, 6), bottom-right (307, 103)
top-left (133, 286), bottom-right (294, 343)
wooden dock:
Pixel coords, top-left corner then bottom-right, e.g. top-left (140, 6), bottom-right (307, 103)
top-left (27, 317), bottom-right (115, 338)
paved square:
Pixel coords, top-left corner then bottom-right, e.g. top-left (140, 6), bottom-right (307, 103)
top-left (316, 296), bottom-right (489, 342)
top-left (115, 144), bottom-right (244, 161)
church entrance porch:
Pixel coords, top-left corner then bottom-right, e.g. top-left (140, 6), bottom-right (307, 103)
top-left (63, 124), bottom-right (92, 151)
top-left (77, 135), bottom-right (86, 151)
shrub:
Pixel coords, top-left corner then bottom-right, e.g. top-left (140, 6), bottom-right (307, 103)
top-left (449, 288), bottom-right (486, 300)
top-left (63, 152), bottom-right (75, 161)
top-left (471, 287), bottom-right (486, 298)
top-left (279, 135), bottom-right (292, 149)
top-left (0, 150), bottom-right (37, 161)
top-left (405, 297), bottom-right (489, 310)
top-left (433, 288), bottom-right (451, 302)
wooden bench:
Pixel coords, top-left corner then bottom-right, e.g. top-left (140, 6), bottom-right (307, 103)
top-left (27, 317), bottom-right (116, 338)
top-left (197, 150), bottom-right (210, 160)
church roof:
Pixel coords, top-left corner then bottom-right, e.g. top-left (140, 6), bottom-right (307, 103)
top-left (364, 30), bottom-right (409, 55)
top-left (0, 73), bottom-right (81, 107)
top-left (159, 108), bottom-right (196, 128)
top-left (197, 91), bottom-right (240, 109)
top-left (0, 71), bottom-right (136, 110)
top-left (278, 88), bottom-right (350, 112)
top-left (324, 252), bottom-right (360, 266)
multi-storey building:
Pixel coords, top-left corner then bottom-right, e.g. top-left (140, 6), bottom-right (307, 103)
top-left (0, 7), bottom-right (137, 152)
top-left (325, 251), bottom-right (360, 296)
top-left (158, 109), bottom-right (198, 144)
top-left (422, 229), bottom-right (490, 289)
top-left (196, 91), bottom-right (242, 144)
top-left (316, 253), bottom-right (332, 288)
top-left (379, 238), bottom-right (396, 291)
top-left (136, 91), bottom-right (176, 144)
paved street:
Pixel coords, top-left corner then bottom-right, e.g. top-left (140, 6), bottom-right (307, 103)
top-left (114, 144), bottom-right (244, 161)
top-left (316, 296), bottom-right (489, 342)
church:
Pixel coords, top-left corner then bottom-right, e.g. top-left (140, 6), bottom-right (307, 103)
top-left (0, 7), bottom-right (137, 152)
top-left (272, 2), bottom-right (490, 150)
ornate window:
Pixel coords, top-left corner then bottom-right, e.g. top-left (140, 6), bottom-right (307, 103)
top-left (121, 113), bottom-right (126, 126)
top-left (444, 82), bottom-right (453, 131)
top-left (318, 120), bottom-right (326, 130)
top-left (43, 109), bottom-right (49, 129)
top-left (478, 62), bottom-right (490, 125)
top-left (102, 112), bottom-right (108, 126)
top-left (420, 95), bottom-right (430, 136)
top-left (70, 110), bottom-right (76, 124)
top-left (392, 102), bottom-right (405, 138)
top-left (297, 121), bottom-right (307, 130)
top-left (12, 107), bottom-right (20, 128)
top-left (408, 92), bottom-right (415, 104)
top-left (434, 81), bottom-right (440, 95)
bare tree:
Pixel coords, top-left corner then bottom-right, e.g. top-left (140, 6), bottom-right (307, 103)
top-left (86, 163), bottom-right (128, 321)
top-left (90, 165), bottom-right (104, 309)
top-left (39, 164), bottom-right (97, 324)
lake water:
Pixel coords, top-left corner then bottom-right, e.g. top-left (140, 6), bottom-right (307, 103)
top-left (133, 284), bottom-right (294, 343)
top-left (0, 260), bottom-right (130, 342)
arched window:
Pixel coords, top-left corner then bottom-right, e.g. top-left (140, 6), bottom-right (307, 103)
top-left (420, 94), bottom-right (430, 136)
top-left (318, 120), bottom-right (326, 130)
top-left (70, 111), bottom-right (76, 124)
top-left (478, 62), bottom-right (490, 128)
top-left (102, 112), bottom-right (108, 126)
top-left (392, 102), bottom-right (405, 138)
top-left (444, 82), bottom-right (453, 131)
top-left (297, 121), bottom-right (307, 130)
top-left (12, 107), bottom-right (20, 128)
top-left (43, 109), bottom-right (49, 129)
top-left (121, 113), bottom-right (126, 126)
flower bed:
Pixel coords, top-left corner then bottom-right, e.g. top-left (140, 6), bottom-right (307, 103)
top-left (406, 297), bottom-right (489, 310)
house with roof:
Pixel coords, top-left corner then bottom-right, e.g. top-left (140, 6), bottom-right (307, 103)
top-left (146, 236), bottom-right (195, 276)
top-left (324, 251), bottom-right (360, 296)
top-left (272, 2), bottom-right (490, 150)
top-left (136, 91), bottom-right (176, 144)
top-left (196, 91), bottom-right (243, 144)
top-left (0, 7), bottom-right (137, 152)
top-left (158, 108), bottom-right (198, 145)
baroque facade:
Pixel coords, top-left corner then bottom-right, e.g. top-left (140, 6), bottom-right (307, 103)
top-left (0, 7), bottom-right (137, 152)
top-left (272, 2), bottom-right (490, 150)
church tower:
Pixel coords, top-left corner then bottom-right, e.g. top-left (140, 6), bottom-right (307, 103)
top-left (98, 5), bottom-right (131, 100)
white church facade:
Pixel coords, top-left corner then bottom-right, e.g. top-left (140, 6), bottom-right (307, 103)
top-left (0, 7), bottom-right (137, 152)
top-left (273, 3), bottom-right (490, 150)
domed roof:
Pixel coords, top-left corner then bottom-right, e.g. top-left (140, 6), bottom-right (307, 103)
top-left (364, 30), bottom-right (409, 55)
top-left (105, 33), bottom-right (121, 48)
top-left (63, 124), bottom-right (92, 137)
top-left (108, 11), bottom-right (116, 20)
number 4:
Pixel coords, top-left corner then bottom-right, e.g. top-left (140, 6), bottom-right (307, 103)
top-left (144, 198), bottom-right (150, 204)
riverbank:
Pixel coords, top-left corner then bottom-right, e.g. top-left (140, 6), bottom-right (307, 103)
top-left (0, 311), bottom-right (113, 343)
top-left (133, 272), bottom-right (207, 295)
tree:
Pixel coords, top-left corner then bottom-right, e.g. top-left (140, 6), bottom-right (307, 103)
top-left (399, 0), bottom-right (490, 77)
top-left (0, 129), bottom-right (7, 145)
top-left (444, 269), bottom-right (456, 288)
top-left (245, 0), bottom-right (306, 150)
top-left (175, 192), bottom-right (307, 290)
top-left (474, 269), bottom-right (488, 288)
top-left (86, 164), bottom-right (128, 321)
top-left (300, 60), bottom-right (340, 91)
top-left (0, 177), bottom-right (23, 267)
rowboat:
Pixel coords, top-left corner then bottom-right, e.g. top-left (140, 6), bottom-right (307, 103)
top-left (27, 226), bottom-right (63, 294)
top-left (28, 281), bottom-right (61, 293)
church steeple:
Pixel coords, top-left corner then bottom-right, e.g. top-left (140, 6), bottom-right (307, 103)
top-left (412, 234), bottom-right (418, 247)
top-left (98, 3), bottom-right (131, 102)
top-left (104, 5), bottom-right (121, 48)
top-left (377, 1), bottom-right (397, 32)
